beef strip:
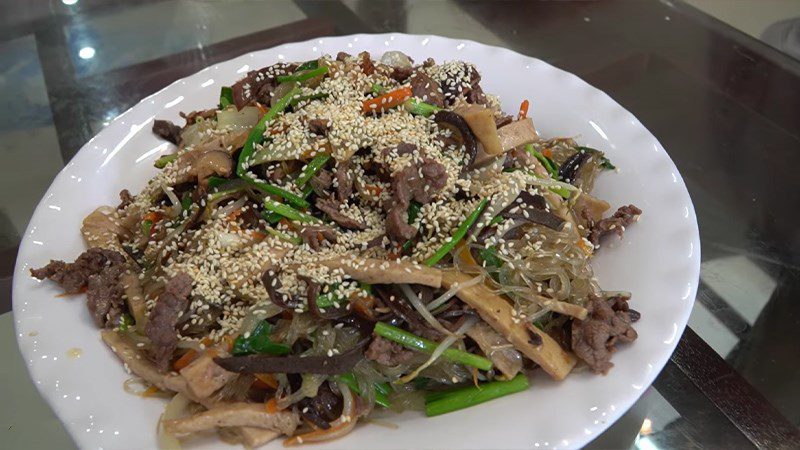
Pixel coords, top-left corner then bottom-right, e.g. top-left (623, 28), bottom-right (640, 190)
top-left (571, 295), bottom-right (638, 374)
top-left (587, 205), bottom-right (642, 246)
top-left (231, 63), bottom-right (295, 109)
top-left (365, 336), bottom-right (414, 366)
top-left (336, 51), bottom-right (351, 62)
top-left (358, 51), bottom-right (375, 75)
top-left (180, 109), bottom-right (216, 125)
top-left (31, 248), bottom-right (128, 327)
top-left (117, 189), bottom-right (134, 210)
top-left (152, 120), bottom-right (182, 145)
top-left (299, 224), bottom-right (338, 250)
top-left (441, 63), bottom-right (485, 106)
top-left (390, 66), bottom-right (414, 82)
top-left (309, 169), bottom-right (333, 197)
top-left (385, 149), bottom-right (448, 242)
top-left (334, 160), bottom-right (354, 201)
top-left (315, 197), bottom-right (366, 230)
top-left (408, 71), bottom-right (444, 108)
top-left (308, 118), bottom-right (330, 136)
top-left (31, 247), bottom-right (124, 294)
top-left (145, 273), bottom-right (193, 370)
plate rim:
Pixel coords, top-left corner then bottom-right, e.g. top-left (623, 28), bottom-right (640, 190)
top-left (13, 32), bottom-right (701, 449)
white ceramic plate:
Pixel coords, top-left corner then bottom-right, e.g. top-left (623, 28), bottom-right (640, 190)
top-left (13, 34), bottom-right (699, 449)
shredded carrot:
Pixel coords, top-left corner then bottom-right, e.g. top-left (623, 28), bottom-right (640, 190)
top-left (576, 238), bottom-right (594, 255)
top-left (517, 100), bottom-right (530, 120)
top-left (250, 230), bottom-right (267, 241)
top-left (141, 386), bottom-right (160, 398)
top-left (265, 397), bottom-right (280, 414)
top-left (142, 211), bottom-right (164, 223)
top-left (222, 334), bottom-right (236, 352)
top-left (518, 99), bottom-right (529, 119)
top-left (255, 374), bottom-right (279, 390)
top-left (226, 207), bottom-right (244, 221)
top-left (471, 367), bottom-right (480, 387)
top-left (542, 147), bottom-right (553, 158)
top-left (362, 86), bottom-right (413, 114)
top-left (172, 349), bottom-right (198, 371)
top-left (364, 184), bottom-right (383, 196)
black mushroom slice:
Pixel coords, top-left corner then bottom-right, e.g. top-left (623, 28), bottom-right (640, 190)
top-left (152, 119), bottom-right (182, 145)
top-left (261, 269), bottom-right (303, 311)
top-left (433, 110), bottom-right (478, 169)
top-left (558, 150), bottom-right (591, 184)
top-left (214, 338), bottom-right (369, 375)
top-left (303, 276), bottom-right (349, 320)
top-left (297, 381), bottom-right (343, 430)
top-left (500, 191), bottom-right (565, 231)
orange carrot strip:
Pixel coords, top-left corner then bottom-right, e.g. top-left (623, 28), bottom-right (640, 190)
top-left (141, 386), bottom-right (160, 397)
top-left (362, 86), bottom-right (413, 114)
top-left (265, 397), bottom-right (279, 414)
top-left (172, 349), bottom-right (198, 371)
top-left (518, 99), bottom-right (529, 119)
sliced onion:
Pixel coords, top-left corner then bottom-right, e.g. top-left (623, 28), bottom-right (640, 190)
top-left (217, 196), bottom-right (247, 218)
top-left (398, 315), bottom-right (479, 383)
top-left (399, 284), bottom-right (452, 336)
top-left (161, 184), bottom-right (183, 218)
top-left (158, 393), bottom-right (191, 450)
top-left (216, 106), bottom-right (259, 131)
top-left (426, 274), bottom-right (484, 311)
top-left (271, 81), bottom-right (298, 108)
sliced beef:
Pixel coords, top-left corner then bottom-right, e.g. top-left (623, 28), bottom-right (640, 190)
top-left (231, 63), bottom-right (295, 109)
top-left (390, 66), bottom-right (414, 82)
top-left (358, 51), bottom-right (375, 75)
top-left (386, 205), bottom-right (417, 241)
top-left (315, 197), bottom-right (366, 230)
top-left (86, 263), bottom-right (126, 327)
top-left (309, 169), bottom-right (333, 197)
top-left (31, 248), bottom-right (128, 327)
top-left (571, 295), bottom-right (638, 374)
top-left (308, 118), bottom-right (331, 136)
top-left (31, 247), bottom-right (124, 294)
top-left (408, 71), bottom-right (444, 108)
top-left (385, 152), bottom-right (448, 242)
top-left (336, 51), bottom-right (351, 62)
top-left (152, 120), bottom-right (182, 145)
top-left (365, 336), bottom-right (414, 366)
top-left (334, 160), bottom-right (354, 201)
top-left (299, 224), bottom-right (337, 250)
top-left (440, 62), bottom-right (484, 106)
top-left (145, 273), bottom-right (193, 370)
top-left (587, 205), bottom-right (642, 246)
top-left (117, 189), bottom-right (134, 210)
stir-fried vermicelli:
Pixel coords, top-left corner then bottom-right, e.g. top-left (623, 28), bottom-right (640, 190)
top-left (32, 50), bottom-right (641, 447)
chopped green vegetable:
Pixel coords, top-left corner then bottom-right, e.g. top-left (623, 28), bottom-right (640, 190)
top-left (207, 176), bottom-right (229, 190)
top-left (263, 226), bottom-right (302, 245)
top-left (296, 153), bottom-right (331, 188)
top-left (425, 198), bottom-right (489, 266)
top-left (117, 313), bottom-right (134, 331)
top-left (219, 86), bottom-right (234, 109)
top-left (525, 144), bottom-right (558, 179)
top-left (424, 374), bottom-right (529, 417)
top-left (488, 216), bottom-right (504, 227)
top-left (244, 177), bottom-right (309, 209)
top-left (600, 156), bottom-right (616, 170)
top-left (295, 59), bottom-right (319, 71)
top-left (371, 83), bottom-right (385, 95)
top-left (374, 322), bottom-right (493, 371)
top-left (260, 210), bottom-right (283, 225)
top-left (263, 199), bottom-right (320, 224)
top-left (154, 154), bottom-right (177, 169)
top-left (478, 246), bottom-right (503, 268)
top-left (236, 86), bottom-right (300, 177)
top-left (276, 66), bottom-right (329, 84)
top-left (315, 283), bottom-right (343, 310)
top-left (141, 220), bottom-right (153, 237)
top-left (180, 193), bottom-right (192, 212)
top-left (232, 320), bottom-right (291, 356)
top-left (401, 201), bottom-right (423, 253)
top-left (337, 373), bottom-right (391, 408)
top-left (576, 145), bottom-right (615, 170)
top-left (404, 99), bottom-right (441, 117)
